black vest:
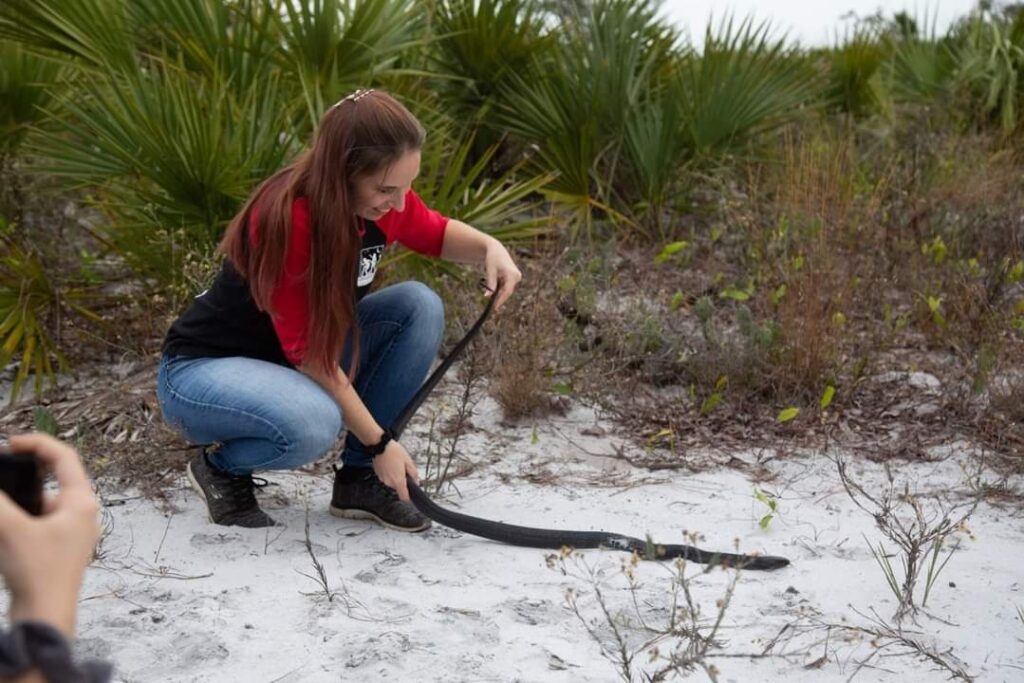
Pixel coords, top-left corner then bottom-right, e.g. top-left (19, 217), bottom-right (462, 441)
top-left (162, 221), bottom-right (386, 367)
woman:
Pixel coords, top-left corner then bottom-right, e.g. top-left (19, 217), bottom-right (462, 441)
top-left (157, 89), bottom-right (521, 531)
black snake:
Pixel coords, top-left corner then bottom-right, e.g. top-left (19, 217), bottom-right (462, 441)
top-left (393, 289), bottom-right (790, 572)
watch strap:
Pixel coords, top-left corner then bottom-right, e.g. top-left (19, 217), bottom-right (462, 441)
top-left (365, 428), bottom-right (394, 457)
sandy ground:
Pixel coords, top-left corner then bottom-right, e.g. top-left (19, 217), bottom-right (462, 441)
top-left (4, 386), bottom-right (1023, 682)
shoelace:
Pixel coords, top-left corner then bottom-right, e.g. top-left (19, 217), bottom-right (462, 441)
top-left (218, 473), bottom-right (269, 501)
top-left (364, 473), bottom-right (398, 500)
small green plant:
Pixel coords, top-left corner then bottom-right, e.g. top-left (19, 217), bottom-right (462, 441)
top-left (32, 406), bottom-right (58, 436)
top-left (736, 305), bottom-right (778, 351)
top-left (654, 241), bottom-right (688, 265)
top-left (699, 375), bottom-right (727, 415)
top-left (819, 385), bottom-right (836, 410)
top-left (923, 235), bottom-right (948, 265)
top-left (864, 535), bottom-right (904, 603)
top-left (646, 428), bottom-right (674, 451)
top-left (923, 293), bottom-right (947, 328)
top-left (754, 488), bottom-right (779, 529)
top-left (921, 536), bottom-right (958, 608)
top-left (864, 531), bottom-right (958, 610)
top-left (0, 231), bottom-right (102, 403)
top-left (777, 407), bottom-right (800, 423)
top-left (838, 457), bottom-right (978, 623)
top-left (719, 283), bottom-right (753, 302)
top-left (826, 24), bottom-right (889, 117)
top-left (972, 345), bottom-right (997, 395)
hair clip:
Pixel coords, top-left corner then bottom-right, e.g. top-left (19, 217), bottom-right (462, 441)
top-left (331, 88), bottom-right (374, 109)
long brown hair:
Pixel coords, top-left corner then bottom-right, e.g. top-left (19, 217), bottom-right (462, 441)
top-left (219, 91), bottom-right (425, 376)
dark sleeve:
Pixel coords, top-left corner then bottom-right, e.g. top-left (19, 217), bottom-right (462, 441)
top-left (0, 621), bottom-right (113, 682)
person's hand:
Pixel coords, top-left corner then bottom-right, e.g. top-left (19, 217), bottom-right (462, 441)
top-left (0, 434), bottom-right (101, 638)
top-left (483, 241), bottom-right (522, 310)
top-left (371, 440), bottom-right (419, 502)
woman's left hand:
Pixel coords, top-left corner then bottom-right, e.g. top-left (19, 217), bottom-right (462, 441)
top-left (483, 241), bottom-right (522, 310)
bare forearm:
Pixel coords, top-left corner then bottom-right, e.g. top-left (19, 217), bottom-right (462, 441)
top-left (439, 219), bottom-right (522, 308)
top-left (440, 220), bottom-right (500, 264)
top-left (7, 592), bottom-right (81, 683)
top-left (9, 596), bottom-right (77, 639)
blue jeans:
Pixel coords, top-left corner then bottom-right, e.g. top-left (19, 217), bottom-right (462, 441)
top-left (157, 281), bottom-right (444, 475)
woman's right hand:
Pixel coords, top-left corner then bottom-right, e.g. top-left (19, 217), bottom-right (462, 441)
top-left (372, 440), bottom-right (419, 501)
top-left (0, 433), bottom-right (101, 638)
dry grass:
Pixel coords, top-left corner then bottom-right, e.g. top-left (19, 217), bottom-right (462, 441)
top-left (0, 362), bottom-right (191, 501)
top-left (457, 254), bottom-right (574, 422)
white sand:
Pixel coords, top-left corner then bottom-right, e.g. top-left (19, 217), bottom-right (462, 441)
top-left (9, 391), bottom-right (1024, 682)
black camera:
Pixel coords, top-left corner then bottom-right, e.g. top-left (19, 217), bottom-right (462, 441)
top-left (0, 448), bottom-right (44, 515)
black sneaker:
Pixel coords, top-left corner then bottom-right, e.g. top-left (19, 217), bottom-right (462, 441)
top-left (186, 451), bottom-right (278, 528)
top-left (329, 466), bottom-right (431, 532)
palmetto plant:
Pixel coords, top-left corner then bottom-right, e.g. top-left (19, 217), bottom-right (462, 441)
top-left (954, 8), bottom-right (1024, 134)
top-left (679, 19), bottom-right (818, 156)
top-left (0, 225), bottom-right (102, 403)
top-left (127, 0), bottom-right (280, 93)
top-left (498, 0), bottom-right (679, 234)
top-left (275, 0), bottom-right (425, 125)
top-left (429, 0), bottom-right (552, 118)
top-left (428, 0), bottom-right (553, 162)
top-left (0, 0), bottom-right (136, 71)
top-left (29, 60), bottom-right (299, 285)
top-left (418, 131), bottom-right (552, 240)
top-left (0, 43), bottom-right (64, 152)
top-left (0, 42), bottom-right (65, 225)
top-left (621, 17), bottom-right (817, 235)
top-left (825, 25), bottom-right (890, 118)
top-left (885, 12), bottom-right (958, 104)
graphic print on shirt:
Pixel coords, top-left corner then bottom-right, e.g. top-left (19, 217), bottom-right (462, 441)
top-left (358, 244), bottom-right (385, 287)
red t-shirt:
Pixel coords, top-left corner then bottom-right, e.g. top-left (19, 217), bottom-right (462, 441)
top-left (265, 190), bottom-right (448, 366)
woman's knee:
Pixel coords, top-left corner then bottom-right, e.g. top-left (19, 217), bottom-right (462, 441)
top-left (398, 281), bottom-right (444, 341)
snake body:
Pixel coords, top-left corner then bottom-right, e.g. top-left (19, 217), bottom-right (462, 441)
top-left (393, 291), bottom-right (791, 572)
top-left (407, 482), bottom-right (789, 570)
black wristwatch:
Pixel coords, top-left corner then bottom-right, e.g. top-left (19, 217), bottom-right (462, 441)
top-left (365, 428), bottom-right (394, 457)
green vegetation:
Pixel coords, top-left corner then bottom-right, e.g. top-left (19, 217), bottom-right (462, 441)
top-left (0, 0), bottom-right (1020, 473)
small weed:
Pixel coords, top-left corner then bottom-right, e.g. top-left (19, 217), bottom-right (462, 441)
top-left (298, 498), bottom-right (335, 602)
top-left (754, 489), bottom-right (779, 530)
top-left (32, 406), bottom-right (58, 436)
top-left (489, 265), bottom-right (565, 420)
top-left (549, 549), bottom-right (739, 682)
top-left (837, 457), bottom-right (979, 623)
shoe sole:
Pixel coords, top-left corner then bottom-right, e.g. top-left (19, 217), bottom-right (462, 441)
top-left (329, 505), bottom-right (431, 533)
